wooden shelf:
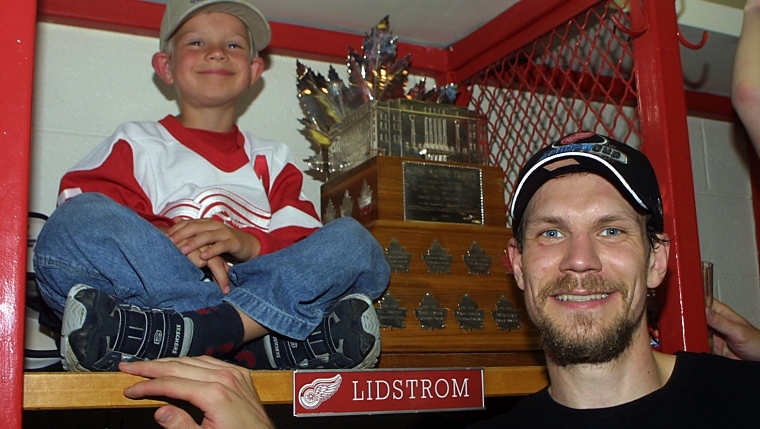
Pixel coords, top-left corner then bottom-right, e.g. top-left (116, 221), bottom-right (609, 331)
top-left (23, 366), bottom-right (548, 410)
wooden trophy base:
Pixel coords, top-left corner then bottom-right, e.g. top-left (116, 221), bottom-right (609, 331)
top-left (321, 156), bottom-right (543, 368)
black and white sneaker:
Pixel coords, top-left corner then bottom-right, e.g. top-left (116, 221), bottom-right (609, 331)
top-left (264, 294), bottom-right (381, 370)
top-left (60, 284), bottom-right (193, 372)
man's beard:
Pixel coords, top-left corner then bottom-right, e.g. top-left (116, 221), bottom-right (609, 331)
top-left (532, 274), bottom-right (644, 367)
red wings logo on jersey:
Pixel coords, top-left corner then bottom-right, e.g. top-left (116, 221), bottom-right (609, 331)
top-left (161, 188), bottom-right (271, 230)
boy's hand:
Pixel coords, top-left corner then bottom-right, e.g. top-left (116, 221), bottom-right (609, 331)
top-left (159, 222), bottom-right (232, 293)
top-left (189, 245), bottom-right (231, 294)
top-left (167, 218), bottom-right (261, 262)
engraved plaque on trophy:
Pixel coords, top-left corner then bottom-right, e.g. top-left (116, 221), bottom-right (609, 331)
top-left (464, 242), bottom-right (491, 275)
top-left (377, 292), bottom-right (408, 329)
top-left (415, 293), bottom-right (447, 330)
top-left (403, 162), bottom-right (483, 224)
top-left (455, 294), bottom-right (485, 330)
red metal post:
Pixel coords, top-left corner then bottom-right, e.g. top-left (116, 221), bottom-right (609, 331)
top-left (0, 1), bottom-right (36, 426)
top-left (632, 0), bottom-right (709, 352)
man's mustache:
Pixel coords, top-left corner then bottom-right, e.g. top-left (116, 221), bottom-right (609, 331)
top-left (537, 275), bottom-right (629, 305)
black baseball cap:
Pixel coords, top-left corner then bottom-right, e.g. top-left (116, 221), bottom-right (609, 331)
top-left (510, 132), bottom-right (664, 235)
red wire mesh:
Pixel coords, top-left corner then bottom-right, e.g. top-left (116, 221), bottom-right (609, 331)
top-left (462, 1), bottom-right (642, 226)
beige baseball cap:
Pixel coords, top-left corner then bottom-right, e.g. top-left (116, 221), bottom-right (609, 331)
top-left (159, 0), bottom-right (271, 55)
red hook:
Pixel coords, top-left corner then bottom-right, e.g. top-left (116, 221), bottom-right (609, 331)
top-left (677, 29), bottom-right (709, 50)
top-left (611, 0), bottom-right (649, 38)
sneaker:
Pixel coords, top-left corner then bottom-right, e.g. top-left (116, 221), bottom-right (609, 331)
top-left (264, 294), bottom-right (381, 369)
top-left (60, 284), bottom-right (193, 372)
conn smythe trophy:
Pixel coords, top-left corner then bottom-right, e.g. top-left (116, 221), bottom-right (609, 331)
top-left (298, 17), bottom-right (541, 368)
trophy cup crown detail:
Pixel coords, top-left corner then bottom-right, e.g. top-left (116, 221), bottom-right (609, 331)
top-left (297, 17), bottom-right (486, 180)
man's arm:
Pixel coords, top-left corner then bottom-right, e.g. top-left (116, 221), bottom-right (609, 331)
top-left (120, 356), bottom-right (274, 429)
top-left (732, 0), bottom-right (760, 151)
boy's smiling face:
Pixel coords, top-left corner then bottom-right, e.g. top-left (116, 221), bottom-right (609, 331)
top-left (153, 11), bottom-right (264, 113)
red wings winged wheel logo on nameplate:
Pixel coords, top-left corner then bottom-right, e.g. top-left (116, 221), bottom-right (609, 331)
top-left (298, 374), bottom-right (343, 410)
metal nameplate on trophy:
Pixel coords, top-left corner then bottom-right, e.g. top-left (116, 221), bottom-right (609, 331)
top-left (402, 161), bottom-right (484, 225)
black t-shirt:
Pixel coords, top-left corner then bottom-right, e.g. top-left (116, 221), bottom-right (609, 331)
top-left (469, 352), bottom-right (760, 428)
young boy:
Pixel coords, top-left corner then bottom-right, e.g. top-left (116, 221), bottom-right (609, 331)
top-left (33, 0), bottom-right (390, 372)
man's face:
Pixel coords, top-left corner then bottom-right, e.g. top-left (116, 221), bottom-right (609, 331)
top-left (508, 173), bottom-right (668, 366)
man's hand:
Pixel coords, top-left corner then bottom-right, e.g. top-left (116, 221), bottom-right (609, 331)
top-left (121, 356), bottom-right (274, 429)
top-left (707, 298), bottom-right (760, 360)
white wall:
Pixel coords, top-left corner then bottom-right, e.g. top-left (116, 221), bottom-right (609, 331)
top-left (689, 117), bottom-right (760, 327)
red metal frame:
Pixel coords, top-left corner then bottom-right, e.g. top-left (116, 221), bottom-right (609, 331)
top-left (631, 0), bottom-right (708, 353)
top-left (684, 90), bottom-right (738, 122)
top-left (1, 2), bottom-right (36, 427)
top-left (446, 0), bottom-right (602, 84)
top-left (5, 0), bottom-right (716, 420)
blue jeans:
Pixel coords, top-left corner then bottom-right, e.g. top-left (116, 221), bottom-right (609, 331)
top-left (34, 193), bottom-right (390, 340)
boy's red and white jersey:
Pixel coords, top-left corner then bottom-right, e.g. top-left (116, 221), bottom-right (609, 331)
top-left (58, 115), bottom-right (321, 255)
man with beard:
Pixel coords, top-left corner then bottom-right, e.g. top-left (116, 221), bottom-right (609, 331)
top-left (468, 131), bottom-right (760, 428)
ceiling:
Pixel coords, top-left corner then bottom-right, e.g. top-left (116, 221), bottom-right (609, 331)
top-left (141, 0), bottom-right (739, 97)
top-left (142, 0), bottom-right (520, 48)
